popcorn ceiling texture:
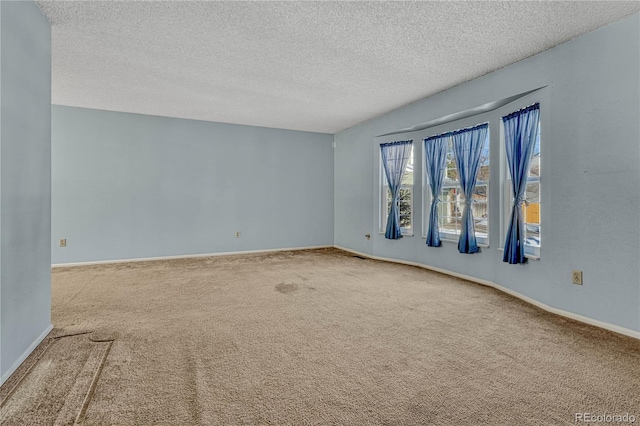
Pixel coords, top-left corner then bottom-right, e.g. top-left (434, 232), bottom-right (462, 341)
top-left (38, 1), bottom-right (639, 133)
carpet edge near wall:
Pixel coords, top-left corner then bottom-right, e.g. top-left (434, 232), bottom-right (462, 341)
top-left (334, 245), bottom-right (640, 341)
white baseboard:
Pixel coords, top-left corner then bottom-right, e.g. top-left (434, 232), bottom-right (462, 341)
top-left (334, 245), bottom-right (640, 340)
top-left (51, 245), bottom-right (333, 268)
top-left (1, 324), bottom-right (53, 386)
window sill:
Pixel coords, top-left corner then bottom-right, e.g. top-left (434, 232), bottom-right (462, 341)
top-left (379, 231), bottom-right (414, 237)
top-left (496, 247), bottom-right (540, 261)
top-left (419, 235), bottom-right (489, 249)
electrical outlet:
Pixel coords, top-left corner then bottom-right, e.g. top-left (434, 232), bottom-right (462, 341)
top-left (572, 270), bottom-right (583, 285)
top-left (235, 231), bottom-right (241, 238)
top-left (59, 238), bottom-right (67, 247)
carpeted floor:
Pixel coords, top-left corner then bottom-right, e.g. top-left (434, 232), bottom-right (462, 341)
top-left (1, 332), bottom-right (113, 426)
top-left (2, 248), bottom-right (639, 425)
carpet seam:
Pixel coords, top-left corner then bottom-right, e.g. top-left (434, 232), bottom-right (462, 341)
top-left (54, 331), bottom-right (93, 339)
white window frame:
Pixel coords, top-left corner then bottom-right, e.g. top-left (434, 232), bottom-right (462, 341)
top-left (379, 144), bottom-right (414, 236)
top-left (421, 115), bottom-right (491, 247)
top-left (497, 92), bottom-right (546, 260)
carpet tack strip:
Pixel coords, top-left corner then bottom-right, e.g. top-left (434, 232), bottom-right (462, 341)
top-left (74, 340), bottom-right (114, 425)
top-left (53, 341), bottom-right (112, 425)
top-left (0, 331), bottom-right (93, 408)
top-left (1, 331), bottom-right (114, 426)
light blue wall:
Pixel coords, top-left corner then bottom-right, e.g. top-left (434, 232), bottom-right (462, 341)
top-left (52, 106), bottom-right (334, 264)
top-left (334, 14), bottom-right (640, 333)
top-left (0, 1), bottom-right (52, 384)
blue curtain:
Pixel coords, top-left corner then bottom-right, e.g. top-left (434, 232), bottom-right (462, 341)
top-left (452, 124), bottom-right (489, 254)
top-left (380, 140), bottom-right (413, 239)
top-left (503, 104), bottom-right (540, 264)
top-left (424, 134), bottom-right (449, 247)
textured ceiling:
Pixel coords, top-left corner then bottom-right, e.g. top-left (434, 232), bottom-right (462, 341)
top-left (38, 1), bottom-right (639, 134)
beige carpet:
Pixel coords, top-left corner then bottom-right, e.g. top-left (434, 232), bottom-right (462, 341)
top-left (1, 332), bottom-right (112, 426)
top-left (2, 248), bottom-right (639, 425)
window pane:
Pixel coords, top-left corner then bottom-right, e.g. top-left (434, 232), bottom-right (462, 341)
top-left (530, 125), bottom-right (540, 176)
top-left (525, 224), bottom-right (540, 247)
top-left (440, 216), bottom-right (461, 236)
top-left (438, 201), bottom-right (446, 218)
top-left (529, 155), bottom-right (540, 178)
top-left (525, 179), bottom-right (540, 231)
top-left (474, 218), bottom-right (488, 237)
top-left (439, 184), bottom-right (461, 237)
top-left (526, 182), bottom-right (540, 204)
top-left (401, 146), bottom-right (414, 186)
top-left (473, 185), bottom-right (488, 199)
top-left (471, 203), bottom-right (487, 218)
top-left (472, 202), bottom-right (488, 224)
top-left (472, 184), bottom-right (488, 221)
top-left (446, 139), bottom-right (457, 181)
top-left (475, 131), bottom-right (490, 243)
top-left (399, 188), bottom-right (411, 202)
top-left (444, 216), bottom-right (460, 234)
top-left (478, 141), bottom-right (490, 181)
top-left (441, 189), bottom-right (458, 234)
top-left (525, 121), bottom-right (541, 250)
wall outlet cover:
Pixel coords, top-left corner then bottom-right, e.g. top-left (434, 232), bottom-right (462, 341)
top-left (572, 270), bottom-right (583, 285)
